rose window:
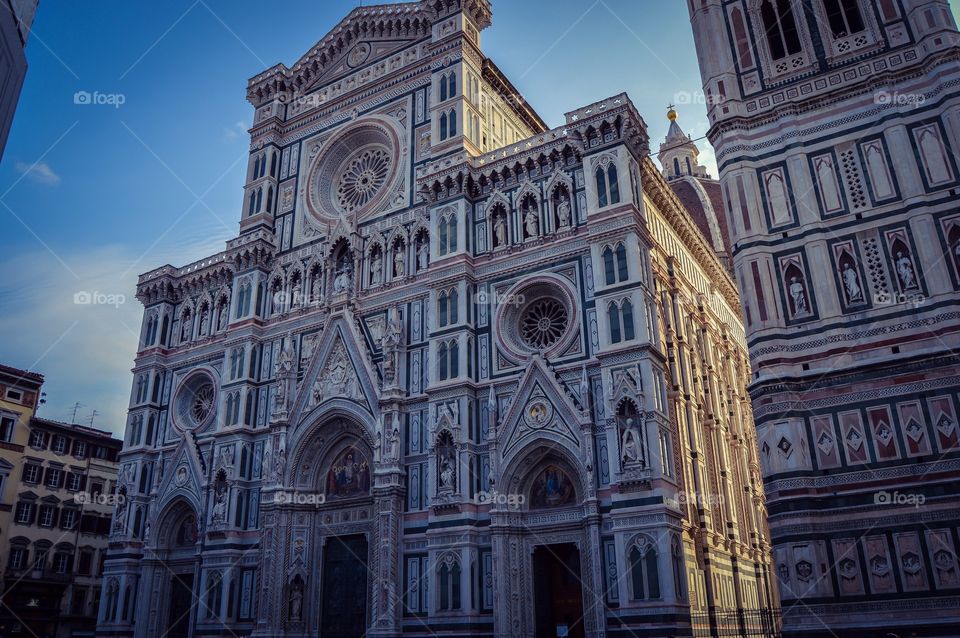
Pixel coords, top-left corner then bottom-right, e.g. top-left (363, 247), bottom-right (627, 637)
top-left (189, 383), bottom-right (215, 426)
top-left (335, 147), bottom-right (391, 213)
top-left (520, 299), bottom-right (568, 349)
top-left (172, 370), bottom-right (217, 431)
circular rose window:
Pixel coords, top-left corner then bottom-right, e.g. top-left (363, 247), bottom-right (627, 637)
top-left (172, 371), bottom-right (218, 431)
top-left (335, 147), bottom-right (391, 213)
top-left (494, 275), bottom-right (578, 363)
top-left (520, 299), bottom-right (568, 349)
top-left (304, 118), bottom-right (402, 224)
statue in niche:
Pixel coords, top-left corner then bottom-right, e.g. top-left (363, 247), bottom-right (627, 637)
top-left (557, 198), bottom-right (571, 228)
top-left (524, 208), bottom-right (539, 239)
top-left (180, 316), bottom-right (191, 342)
top-left (311, 275), bottom-right (322, 302)
top-left (388, 419), bottom-right (401, 462)
top-left (198, 307), bottom-right (209, 336)
top-left (417, 239), bottom-right (429, 270)
top-left (370, 250), bottom-right (383, 285)
top-left (272, 446), bottom-right (286, 484)
top-left (217, 305), bottom-right (228, 331)
top-left (789, 276), bottom-right (808, 315)
top-left (841, 262), bottom-right (863, 302)
top-left (292, 280), bottom-right (303, 307)
top-left (382, 308), bottom-right (403, 386)
top-left (277, 339), bottom-right (295, 376)
top-left (211, 480), bottom-right (228, 526)
top-left (621, 418), bottom-right (643, 465)
top-left (394, 247), bottom-right (405, 278)
top-left (436, 431), bottom-right (456, 491)
top-left (289, 578), bottom-right (303, 621)
top-left (333, 259), bottom-right (352, 293)
top-left (493, 212), bottom-right (507, 247)
top-left (895, 251), bottom-right (917, 290)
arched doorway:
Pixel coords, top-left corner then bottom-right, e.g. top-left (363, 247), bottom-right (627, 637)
top-left (152, 500), bottom-right (201, 638)
top-left (492, 445), bottom-right (605, 638)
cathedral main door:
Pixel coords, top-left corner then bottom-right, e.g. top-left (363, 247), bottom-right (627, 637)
top-left (165, 573), bottom-right (194, 638)
top-left (319, 534), bottom-right (369, 637)
top-left (533, 543), bottom-right (585, 638)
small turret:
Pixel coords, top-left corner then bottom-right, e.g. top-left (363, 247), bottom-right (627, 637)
top-left (657, 107), bottom-right (710, 181)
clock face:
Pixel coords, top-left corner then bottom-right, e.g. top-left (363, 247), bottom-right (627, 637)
top-left (303, 117), bottom-right (404, 225)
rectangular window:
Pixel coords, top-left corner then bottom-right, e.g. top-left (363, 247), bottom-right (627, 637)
top-left (39, 505), bottom-right (55, 527)
top-left (61, 509), bottom-right (78, 530)
top-left (5, 388), bottom-right (23, 402)
top-left (9, 547), bottom-right (26, 570)
top-left (15, 501), bottom-right (33, 524)
top-left (0, 414), bottom-right (15, 442)
top-left (74, 441), bottom-right (87, 458)
top-left (29, 430), bottom-right (45, 448)
top-left (77, 551), bottom-right (93, 576)
top-left (33, 549), bottom-right (47, 571)
top-left (53, 552), bottom-right (70, 574)
top-left (45, 468), bottom-right (62, 489)
top-left (52, 436), bottom-right (68, 454)
top-left (67, 473), bottom-right (83, 491)
top-left (659, 430), bottom-right (674, 477)
top-left (22, 464), bottom-right (40, 484)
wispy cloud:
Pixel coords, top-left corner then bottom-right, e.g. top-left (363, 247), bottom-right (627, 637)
top-left (223, 120), bottom-right (247, 140)
top-left (15, 161), bottom-right (61, 186)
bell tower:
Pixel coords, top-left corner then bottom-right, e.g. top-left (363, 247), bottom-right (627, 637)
top-left (688, 1), bottom-right (960, 636)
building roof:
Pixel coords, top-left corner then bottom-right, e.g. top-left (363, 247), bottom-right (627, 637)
top-left (30, 416), bottom-right (122, 445)
top-left (669, 176), bottom-right (733, 260)
top-left (0, 362), bottom-right (44, 387)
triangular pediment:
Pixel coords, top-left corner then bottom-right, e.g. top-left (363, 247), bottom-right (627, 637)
top-left (498, 357), bottom-right (587, 461)
top-left (158, 441), bottom-right (204, 506)
top-left (290, 314), bottom-right (380, 426)
top-left (302, 38), bottom-right (421, 94)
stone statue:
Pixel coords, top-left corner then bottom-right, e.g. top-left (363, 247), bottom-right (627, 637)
top-left (789, 277), bottom-right (807, 315)
top-left (557, 198), bottom-right (571, 228)
top-left (494, 213), bottom-right (507, 247)
top-left (277, 339), bottom-right (295, 375)
top-left (382, 309), bottom-right (403, 386)
top-left (621, 418), bottom-right (642, 465)
top-left (394, 248), bottom-right (405, 278)
top-left (180, 317), bottom-right (191, 342)
top-left (198, 307), bottom-right (209, 336)
top-left (439, 454), bottom-right (455, 489)
top-left (524, 208), bottom-right (539, 238)
top-left (211, 486), bottom-right (227, 526)
top-left (334, 261), bottom-right (352, 293)
top-left (289, 581), bottom-right (303, 620)
top-left (417, 240), bottom-right (429, 270)
top-left (841, 263), bottom-right (862, 302)
top-left (273, 447), bottom-right (286, 483)
top-left (218, 305), bottom-right (228, 331)
top-left (388, 424), bottom-right (401, 461)
top-left (895, 251), bottom-right (916, 289)
top-left (371, 251), bottom-right (383, 285)
top-left (292, 280), bottom-right (303, 308)
top-left (311, 276), bottom-right (321, 303)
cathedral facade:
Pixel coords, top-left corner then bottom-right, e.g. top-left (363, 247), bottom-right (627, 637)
top-left (688, 0), bottom-right (960, 636)
top-left (97, 2), bottom-right (776, 637)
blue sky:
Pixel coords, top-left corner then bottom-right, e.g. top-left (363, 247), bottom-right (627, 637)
top-left (0, 0), bottom-right (714, 434)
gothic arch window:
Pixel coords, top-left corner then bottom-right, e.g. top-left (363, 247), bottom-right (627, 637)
top-left (269, 152), bottom-right (278, 178)
top-left (673, 157), bottom-right (681, 178)
top-left (448, 109), bottom-right (457, 137)
top-left (438, 213), bottom-right (458, 255)
top-left (596, 166), bottom-right (608, 207)
top-left (616, 243), bottom-right (628, 282)
top-left (440, 77), bottom-right (448, 102)
top-left (731, 6), bottom-right (755, 69)
top-left (629, 537), bottom-right (661, 600)
top-left (603, 246), bottom-right (616, 285)
top-left (255, 187), bottom-right (263, 213)
top-left (438, 339), bottom-right (459, 381)
top-left (823, 0), bottom-right (865, 37)
top-left (266, 186), bottom-right (274, 214)
top-left (440, 112), bottom-right (448, 140)
top-left (672, 536), bottom-right (686, 600)
top-left (760, 0), bottom-right (803, 60)
top-left (608, 299), bottom-right (636, 344)
top-left (596, 160), bottom-right (621, 207)
top-left (438, 557), bottom-right (462, 610)
top-left (448, 71), bottom-right (457, 98)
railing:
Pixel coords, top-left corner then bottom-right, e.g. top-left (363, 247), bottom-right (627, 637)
top-left (691, 609), bottom-right (782, 638)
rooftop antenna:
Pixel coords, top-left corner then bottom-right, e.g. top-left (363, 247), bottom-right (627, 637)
top-left (87, 410), bottom-right (99, 426)
top-left (70, 402), bottom-right (84, 423)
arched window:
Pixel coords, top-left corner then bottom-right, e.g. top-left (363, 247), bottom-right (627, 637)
top-left (255, 187), bottom-right (263, 212)
top-left (439, 216), bottom-right (448, 254)
top-left (438, 341), bottom-right (449, 380)
top-left (673, 157), bottom-right (681, 177)
top-left (596, 167), bottom-right (608, 207)
top-left (438, 290), bottom-right (449, 327)
top-left (685, 157), bottom-right (693, 175)
top-left (672, 537), bottom-right (686, 600)
top-left (824, 0), bottom-right (865, 37)
top-left (448, 215), bottom-right (458, 252)
top-left (608, 302), bottom-right (622, 344)
top-left (440, 113), bottom-right (448, 140)
top-left (607, 164), bottom-right (621, 204)
top-left (448, 339), bottom-right (459, 378)
top-left (438, 559), bottom-right (462, 610)
top-left (629, 541), bottom-right (661, 600)
top-left (615, 243), bottom-right (628, 282)
top-left (440, 76), bottom-right (448, 102)
top-left (270, 152), bottom-right (277, 177)
top-left (448, 109), bottom-right (457, 137)
top-left (603, 247), bottom-right (616, 285)
top-left (449, 288), bottom-right (459, 324)
top-left (448, 71), bottom-right (457, 98)
top-left (622, 300), bottom-right (635, 341)
top-left (761, 0), bottom-right (803, 60)
top-left (266, 186), bottom-right (274, 214)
